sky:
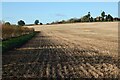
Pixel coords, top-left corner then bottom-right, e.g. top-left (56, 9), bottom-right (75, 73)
top-left (2, 2), bottom-right (118, 24)
top-left (1, 0), bottom-right (119, 2)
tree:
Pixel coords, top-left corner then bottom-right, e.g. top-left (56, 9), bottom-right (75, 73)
top-left (101, 11), bottom-right (105, 21)
top-left (81, 15), bottom-right (90, 22)
top-left (46, 23), bottom-right (50, 25)
top-left (18, 20), bottom-right (25, 26)
top-left (51, 22), bottom-right (55, 24)
top-left (88, 12), bottom-right (91, 18)
top-left (107, 14), bottom-right (113, 21)
top-left (69, 18), bottom-right (77, 23)
top-left (34, 20), bottom-right (39, 25)
top-left (5, 22), bottom-right (11, 25)
top-left (93, 18), bottom-right (97, 22)
top-left (90, 17), bottom-right (93, 22)
top-left (40, 23), bottom-right (43, 25)
top-left (61, 20), bottom-right (66, 23)
top-left (105, 15), bottom-right (108, 21)
top-left (83, 12), bottom-right (91, 22)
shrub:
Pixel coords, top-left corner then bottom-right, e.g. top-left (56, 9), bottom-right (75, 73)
top-left (2, 24), bottom-right (34, 40)
top-left (5, 22), bottom-right (11, 26)
top-left (18, 20), bottom-right (25, 26)
top-left (34, 20), bottom-right (39, 25)
top-left (40, 23), bottom-right (43, 25)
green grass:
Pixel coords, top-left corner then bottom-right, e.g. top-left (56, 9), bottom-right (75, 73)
top-left (2, 32), bottom-right (38, 53)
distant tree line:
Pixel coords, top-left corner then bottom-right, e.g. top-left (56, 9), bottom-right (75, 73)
top-left (1, 19), bottom-right (43, 40)
top-left (48, 11), bottom-right (120, 25)
top-left (2, 20), bottom-right (43, 27)
top-left (1, 11), bottom-right (120, 26)
top-left (1, 19), bottom-right (43, 27)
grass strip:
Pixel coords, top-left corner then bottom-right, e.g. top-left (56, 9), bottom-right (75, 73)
top-left (2, 31), bottom-right (38, 53)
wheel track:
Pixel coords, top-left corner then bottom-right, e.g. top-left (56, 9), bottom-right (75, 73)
top-left (2, 31), bottom-right (119, 78)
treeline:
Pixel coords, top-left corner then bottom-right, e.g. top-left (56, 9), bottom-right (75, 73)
top-left (1, 19), bottom-right (44, 40)
top-left (1, 20), bottom-right (41, 52)
top-left (1, 19), bottom-right (43, 27)
top-left (48, 11), bottom-right (120, 25)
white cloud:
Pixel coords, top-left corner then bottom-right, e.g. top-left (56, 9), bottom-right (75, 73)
top-left (55, 13), bottom-right (66, 17)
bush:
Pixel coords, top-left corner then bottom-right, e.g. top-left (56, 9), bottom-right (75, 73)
top-left (34, 20), bottom-right (39, 25)
top-left (2, 24), bottom-right (34, 40)
top-left (40, 23), bottom-right (43, 25)
top-left (5, 22), bottom-right (11, 26)
top-left (18, 20), bottom-right (25, 26)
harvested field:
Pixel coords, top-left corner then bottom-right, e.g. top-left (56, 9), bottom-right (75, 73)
top-left (2, 22), bottom-right (119, 79)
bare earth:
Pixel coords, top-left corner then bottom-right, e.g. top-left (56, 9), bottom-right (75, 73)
top-left (3, 22), bottom-right (119, 79)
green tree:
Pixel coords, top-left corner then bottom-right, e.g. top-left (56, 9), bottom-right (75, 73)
top-left (34, 20), bottom-right (39, 25)
top-left (61, 20), bottom-right (66, 23)
top-left (46, 23), bottom-right (50, 25)
top-left (90, 17), bottom-right (93, 22)
top-left (5, 22), bottom-right (11, 25)
top-left (40, 23), bottom-right (43, 25)
top-left (93, 18), bottom-right (97, 22)
top-left (88, 12), bottom-right (91, 18)
top-left (101, 11), bottom-right (105, 21)
top-left (68, 18), bottom-right (77, 23)
top-left (105, 15), bottom-right (108, 21)
top-left (18, 20), bottom-right (25, 26)
top-left (107, 14), bottom-right (113, 21)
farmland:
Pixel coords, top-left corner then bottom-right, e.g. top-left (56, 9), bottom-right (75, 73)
top-left (2, 22), bottom-right (119, 79)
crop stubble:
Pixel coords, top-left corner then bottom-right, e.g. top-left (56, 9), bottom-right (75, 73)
top-left (3, 22), bottom-right (119, 78)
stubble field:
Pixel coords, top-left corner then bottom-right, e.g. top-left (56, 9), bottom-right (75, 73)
top-left (2, 22), bottom-right (119, 79)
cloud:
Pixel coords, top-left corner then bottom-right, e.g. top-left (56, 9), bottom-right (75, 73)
top-left (55, 13), bottom-right (66, 17)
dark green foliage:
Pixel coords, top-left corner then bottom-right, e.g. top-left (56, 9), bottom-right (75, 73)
top-left (2, 32), bottom-right (37, 53)
top-left (5, 22), bottom-right (11, 25)
top-left (102, 17), bottom-right (104, 21)
top-left (81, 16), bottom-right (90, 22)
top-left (68, 18), bottom-right (76, 23)
top-left (105, 15), bottom-right (108, 21)
top-left (68, 18), bottom-right (81, 23)
top-left (18, 20), bottom-right (25, 26)
top-left (48, 11), bottom-right (119, 24)
top-left (46, 23), bottom-right (50, 25)
top-left (40, 23), bottom-right (43, 25)
top-left (93, 18), bottom-right (97, 22)
top-left (88, 12), bottom-right (91, 18)
top-left (101, 11), bottom-right (105, 21)
top-left (80, 12), bottom-right (91, 22)
top-left (90, 17), bottom-right (94, 22)
top-left (113, 17), bottom-right (120, 21)
top-left (34, 20), bottom-right (39, 25)
top-left (61, 20), bottom-right (66, 23)
top-left (107, 14), bottom-right (113, 21)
